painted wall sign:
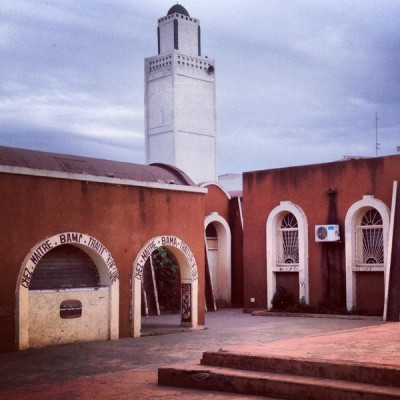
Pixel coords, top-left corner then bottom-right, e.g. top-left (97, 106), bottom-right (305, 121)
top-left (134, 235), bottom-right (198, 281)
top-left (20, 232), bottom-right (119, 289)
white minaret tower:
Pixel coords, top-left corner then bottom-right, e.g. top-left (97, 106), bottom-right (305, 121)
top-left (144, 4), bottom-right (217, 184)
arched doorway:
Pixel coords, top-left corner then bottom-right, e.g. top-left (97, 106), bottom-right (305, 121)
top-left (132, 235), bottom-right (199, 337)
top-left (204, 213), bottom-right (232, 309)
top-left (16, 232), bottom-right (119, 350)
top-left (266, 201), bottom-right (309, 309)
top-left (141, 246), bottom-right (181, 317)
top-left (345, 195), bottom-right (390, 314)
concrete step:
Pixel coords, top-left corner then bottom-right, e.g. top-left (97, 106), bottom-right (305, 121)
top-left (158, 363), bottom-right (400, 400)
top-left (201, 350), bottom-right (400, 388)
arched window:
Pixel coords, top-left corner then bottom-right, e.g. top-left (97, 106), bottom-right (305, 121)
top-left (266, 202), bottom-right (309, 309)
top-left (356, 208), bottom-right (384, 267)
top-left (277, 213), bottom-right (299, 266)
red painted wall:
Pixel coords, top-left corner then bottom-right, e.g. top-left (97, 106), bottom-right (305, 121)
top-left (243, 155), bottom-right (400, 311)
top-left (204, 184), bottom-right (230, 220)
top-left (0, 173), bottom-right (206, 352)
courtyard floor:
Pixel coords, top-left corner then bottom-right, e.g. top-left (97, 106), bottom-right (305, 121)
top-left (0, 309), bottom-right (394, 399)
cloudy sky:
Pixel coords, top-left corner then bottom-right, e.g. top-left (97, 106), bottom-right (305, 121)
top-left (1, 1), bottom-right (400, 176)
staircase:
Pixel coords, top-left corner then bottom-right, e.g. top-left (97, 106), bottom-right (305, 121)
top-left (158, 349), bottom-right (400, 399)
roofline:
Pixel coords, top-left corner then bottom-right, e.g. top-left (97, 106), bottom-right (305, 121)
top-left (150, 162), bottom-right (195, 186)
top-left (243, 154), bottom-right (400, 177)
top-left (0, 165), bottom-right (208, 194)
top-left (200, 181), bottom-right (231, 199)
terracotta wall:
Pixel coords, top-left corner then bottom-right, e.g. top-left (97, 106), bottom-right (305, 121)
top-left (204, 184), bottom-right (230, 220)
top-left (0, 172), bottom-right (205, 352)
top-left (242, 155), bottom-right (400, 311)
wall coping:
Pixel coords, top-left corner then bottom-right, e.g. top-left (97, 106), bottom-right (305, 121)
top-left (0, 165), bottom-right (208, 194)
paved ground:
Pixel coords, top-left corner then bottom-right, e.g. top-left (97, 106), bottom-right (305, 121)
top-left (223, 320), bottom-right (400, 366)
top-left (0, 309), bottom-right (389, 399)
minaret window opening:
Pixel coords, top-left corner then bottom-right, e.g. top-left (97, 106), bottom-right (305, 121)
top-left (198, 26), bottom-right (201, 56)
top-left (174, 19), bottom-right (178, 50)
top-left (157, 27), bottom-right (160, 54)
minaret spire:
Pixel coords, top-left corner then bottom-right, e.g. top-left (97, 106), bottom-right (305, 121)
top-left (144, 6), bottom-right (217, 183)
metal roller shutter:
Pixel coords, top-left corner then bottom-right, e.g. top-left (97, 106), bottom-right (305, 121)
top-left (29, 245), bottom-right (100, 290)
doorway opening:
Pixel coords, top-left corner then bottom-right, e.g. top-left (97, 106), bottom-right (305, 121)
top-left (141, 247), bottom-right (183, 334)
top-left (204, 213), bottom-right (232, 310)
top-left (132, 235), bottom-right (199, 337)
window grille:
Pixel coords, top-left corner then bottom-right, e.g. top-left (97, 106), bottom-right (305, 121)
top-left (276, 213), bottom-right (299, 265)
top-left (356, 209), bottom-right (384, 266)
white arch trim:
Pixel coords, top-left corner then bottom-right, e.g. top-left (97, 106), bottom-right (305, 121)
top-left (204, 212), bottom-right (232, 305)
top-left (345, 195), bottom-right (390, 312)
top-left (16, 232), bottom-right (119, 350)
top-left (132, 235), bottom-right (199, 337)
top-left (266, 201), bottom-right (309, 309)
top-left (200, 182), bottom-right (232, 200)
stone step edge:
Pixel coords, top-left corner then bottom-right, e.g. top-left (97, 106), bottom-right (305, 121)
top-left (158, 364), bottom-right (400, 400)
top-left (250, 310), bottom-right (382, 321)
top-left (201, 351), bottom-right (400, 388)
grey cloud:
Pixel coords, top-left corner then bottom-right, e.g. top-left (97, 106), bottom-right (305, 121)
top-left (1, 0), bottom-right (400, 176)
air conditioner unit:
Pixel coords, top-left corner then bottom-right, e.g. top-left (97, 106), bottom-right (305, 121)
top-left (315, 225), bottom-right (340, 242)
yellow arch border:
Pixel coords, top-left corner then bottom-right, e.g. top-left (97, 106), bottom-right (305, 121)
top-left (132, 235), bottom-right (198, 337)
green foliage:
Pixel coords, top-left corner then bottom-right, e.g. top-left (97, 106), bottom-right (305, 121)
top-left (271, 287), bottom-right (381, 316)
top-left (271, 287), bottom-right (295, 310)
top-left (152, 247), bottom-right (180, 311)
